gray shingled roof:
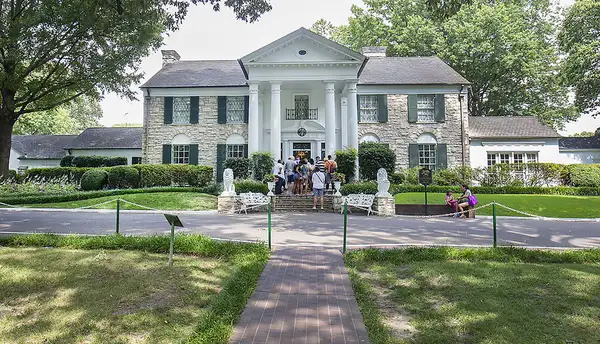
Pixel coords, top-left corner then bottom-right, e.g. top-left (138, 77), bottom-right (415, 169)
top-left (66, 127), bottom-right (142, 149)
top-left (359, 56), bottom-right (470, 85)
top-left (141, 60), bottom-right (247, 88)
top-left (559, 136), bottom-right (600, 149)
top-left (11, 135), bottom-right (76, 160)
top-left (469, 116), bottom-right (561, 139)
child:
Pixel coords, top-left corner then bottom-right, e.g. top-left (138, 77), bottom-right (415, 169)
top-left (445, 190), bottom-right (458, 216)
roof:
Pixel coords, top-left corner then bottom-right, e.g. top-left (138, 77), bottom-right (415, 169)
top-left (11, 135), bottom-right (76, 160)
top-left (468, 116), bottom-right (561, 139)
top-left (559, 136), bottom-right (600, 150)
top-left (65, 127), bottom-right (142, 149)
top-left (141, 60), bottom-right (247, 88)
top-left (359, 56), bottom-right (469, 85)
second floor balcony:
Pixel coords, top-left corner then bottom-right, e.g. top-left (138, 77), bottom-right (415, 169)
top-left (286, 108), bottom-right (318, 120)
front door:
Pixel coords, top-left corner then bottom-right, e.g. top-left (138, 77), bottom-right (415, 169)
top-left (292, 142), bottom-right (311, 161)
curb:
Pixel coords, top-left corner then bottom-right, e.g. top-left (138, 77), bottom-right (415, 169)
top-left (0, 207), bottom-right (218, 216)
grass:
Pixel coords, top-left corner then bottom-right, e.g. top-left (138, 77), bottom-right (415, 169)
top-left (345, 247), bottom-right (600, 344)
top-left (0, 234), bottom-right (270, 343)
top-left (19, 192), bottom-right (217, 211)
top-left (395, 192), bottom-right (600, 218)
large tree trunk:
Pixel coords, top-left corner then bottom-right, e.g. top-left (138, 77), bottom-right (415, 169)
top-left (0, 113), bottom-right (16, 179)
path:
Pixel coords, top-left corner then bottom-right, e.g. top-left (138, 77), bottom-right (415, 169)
top-left (229, 246), bottom-right (369, 344)
top-left (1, 209), bottom-right (599, 248)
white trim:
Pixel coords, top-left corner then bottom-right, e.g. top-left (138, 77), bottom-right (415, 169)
top-left (559, 148), bottom-right (600, 152)
top-left (481, 141), bottom-right (545, 146)
top-left (357, 85), bottom-right (466, 94)
top-left (146, 87), bottom-right (249, 97)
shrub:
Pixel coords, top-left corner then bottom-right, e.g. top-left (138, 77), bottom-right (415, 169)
top-left (432, 166), bottom-right (473, 186)
top-left (131, 164), bottom-right (213, 187)
top-left (340, 181), bottom-right (377, 195)
top-left (358, 142), bottom-right (396, 181)
top-left (250, 152), bottom-right (273, 181)
top-left (223, 158), bottom-right (251, 179)
top-left (71, 155), bottom-right (127, 168)
top-left (234, 179), bottom-right (268, 194)
top-left (107, 166), bottom-right (140, 189)
top-left (388, 172), bottom-right (405, 184)
top-left (335, 148), bottom-right (358, 181)
top-left (133, 164), bottom-right (171, 187)
top-left (80, 169), bottom-right (109, 191)
top-left (60, 155), bottom-right (75, 167)
top-left (187, 166), bottom-right (213, 187)
top-left (25, 167), bottom-right (92, 184)
top-left (0, 175), bottom-right (78, 195)
top-left (568, 164), bottom-right (600, 187)
top-left (262, 174), bottom-right (276, 184)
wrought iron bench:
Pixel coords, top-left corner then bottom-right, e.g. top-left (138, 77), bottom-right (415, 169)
top-left (342, 194), bottom-right (376, 216)
top-left (239, 192), bottom-right (270, 214)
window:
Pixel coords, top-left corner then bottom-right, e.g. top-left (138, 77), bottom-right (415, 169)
top-left (226, 145), bottom-right (245, 158)
top-left (226, 96), bottom-right (245, 123)
top-left (294, 95), bottom-right (309, 117)
top-left (360, 134), bottom-right (380, 143)
top-left (321, 142), bottom-right (325, 159)
top-left (487, 154), bottom-right (497, 167)
top-left (499, 153), bottom-right (510, 164)
top-left (417, 95), bottom-right (435, 122)
top-left (359, 95), bottom-right (379, 123)
top-left (172, 145), bottom-right (190, 164)
top-left (527, 153), bottom-right (538, 163)
top-left (173, 97), bottom-right (191, 124)
top-left (132, 157), bottom-right (142, 165)
top-left (486, 152), bottom-right (539, 165)
top-left (419, 144), bottom-right (436, 170)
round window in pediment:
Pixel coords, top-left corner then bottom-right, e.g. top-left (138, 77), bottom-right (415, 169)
top-left (298, 49), bottom-right (307, 56)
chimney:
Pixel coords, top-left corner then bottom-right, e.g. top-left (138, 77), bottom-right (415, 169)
top-left (360, 46), bottom-right (387, 58)
top-left (161, 50), bottom-right (180, 66)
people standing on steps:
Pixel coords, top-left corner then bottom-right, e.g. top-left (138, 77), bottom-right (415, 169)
top-left (311, 166), bottom-right (325, 210)
top-left (324, 154), bottom-right (337, 192)
top-left (284, 156), bottom-right (296, 191)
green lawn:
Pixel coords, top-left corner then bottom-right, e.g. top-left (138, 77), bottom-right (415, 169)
top-left (346, 248), bottom-right (600, 344)
top-left (21, 192), bottom-right (217, 211)
top-left (395, 192), bottom-right (600, 218)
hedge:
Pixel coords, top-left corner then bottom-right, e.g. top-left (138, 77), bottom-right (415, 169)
top-left (71, 155), bottom-right (128, 168)
top-left (80, 170), bottom-right (109, 191)
top-left (358, 142), bottom-right (396, 180)
top-left (234, 179), bottom-right (268, 194)
top-left (60, 155), bottom-right (75, 167)
top-left (335, 148), bottom-right (357, 181)
top-left (25, 167), bottom-right (93, 183)
top-left (567, 164), bottom-right (600, 187)
top-left (250, 152), bottom-right (273, 181)
top-left (132, 164), bottom-right (213, 188)
top-left (224, 157), bottom-right (251, 179)
top-left (107, 166), bottom-right (140, 189)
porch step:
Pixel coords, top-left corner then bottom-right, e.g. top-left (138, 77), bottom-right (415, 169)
top-left (272, 195), bottom-right (335, 212)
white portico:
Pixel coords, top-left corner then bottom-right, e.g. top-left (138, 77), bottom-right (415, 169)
top-left (239, 28), bottom-right (365, 161)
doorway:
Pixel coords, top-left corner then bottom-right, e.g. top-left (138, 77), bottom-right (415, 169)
top-left (292, 142), bottom-right (311, 160)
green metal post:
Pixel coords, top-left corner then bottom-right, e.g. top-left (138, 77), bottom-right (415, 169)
top-left (168, 223), bottom-right (175, 267)
top-left (116, 198), bottom-right (120, 234)
top-left (493, 202), bottom-right (497, 248)
top-left (424, 184), bottom-right (428, 216)
top-left (268, 202), bottom-right (272, 251)
top-left (343, 202), bottom-right (348, 254)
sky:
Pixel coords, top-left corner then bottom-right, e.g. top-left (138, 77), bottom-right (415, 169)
top-left (98, 0), bottom-right (599, 136)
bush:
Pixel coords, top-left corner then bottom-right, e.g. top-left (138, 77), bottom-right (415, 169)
top-left (60, 155), bottom-right (75, 167)
top-left (71, 155), bottom-right (127, 168)
top-left (262, 174), bottom-right (276, 184)
top-left (0, 175), bottom-right (78, 194)
top-left (388, 172), bottom-right (405, 184)
top-left (131, 164), bottom-right (213, 187)
top-left (80, 169), bottom-right (109, 191)
top-left (133, 164), bottom-right (171, 187)
top-left (568, 164), bottom-right (600, 187)
top-left (187, 166), bottom-right (213, 187)
top-left (340, 181), bottom-right (377, 195)
top-left (25, 167), bottom-right (92, 184)
top-left (107, 166), bottom-right (140, 189)
top-left (223, 158), bottom-right (251, 179)
top-left (335, 148), bottom-right (358, 181)
top-left (234, 179), bottom-right (268, 194)
top-left (358, 142), bottom-right (396, 181)
top-left (432, 166), bottom-right (473, 186)
top-left (250, 152), bottom-right (273, 181)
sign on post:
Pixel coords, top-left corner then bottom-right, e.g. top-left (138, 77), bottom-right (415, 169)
top-left (418, 168), bottom-right (433, 215)
top-left (164, 214), bottom-right (184, 267)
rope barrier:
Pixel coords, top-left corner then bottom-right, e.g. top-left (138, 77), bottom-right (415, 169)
top-left (119, 199), bottom-right (156, 210)
top-left (494, 202), bottom-right (600, 223)
top-left (78, 199), bottom-right (118, 209)
top-left (0, 201), bottom-right (16, 208)
top-left (390, 202), bottom-right (494, 219)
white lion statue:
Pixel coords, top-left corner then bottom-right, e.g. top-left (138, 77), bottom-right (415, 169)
top-left (221, 168), bottom-right (236, 196)
top-left (376, 168), bottom-right (392, 197)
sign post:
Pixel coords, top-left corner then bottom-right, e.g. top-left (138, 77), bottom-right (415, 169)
top-left (418, 168), bottom-right (433, 216)
top-left (164, 214), bottom-right (184, 267)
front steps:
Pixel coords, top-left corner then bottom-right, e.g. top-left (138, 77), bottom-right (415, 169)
top-left (271, 195), bottom-right (335, 212)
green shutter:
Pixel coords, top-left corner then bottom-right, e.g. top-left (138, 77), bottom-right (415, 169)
top-left (436, 143), bottom-right (447, 170)
top-left (243, 144), bottom-right (248, 158)
top-left (164, 97), bottom-right (173, 124)
top-left (190, 96), bottom-right (199, 124)
top-left (435, 94), bottom-right (446, 122)
top-left (409, 144), bottom-right (419, 168)
top-left (378, 95), bottom-right (388, 123)
top-left (243, 96), bottom-right (249, 124)
top-left (408, 95), bottom-right (417, 123)
top-left (162, 145), bottom-right (171, 164)
top-left (216, 144), bottom-right (226, 182)
top-left (217, 96), bottom-right (227, 124)
top-left (189, 144), bottom-right (198, 165)
top-left (356, 95), bottom-right (361, 123)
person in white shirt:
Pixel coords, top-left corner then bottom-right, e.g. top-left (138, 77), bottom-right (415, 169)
top-left (311, 166), bottom-right (326, 210)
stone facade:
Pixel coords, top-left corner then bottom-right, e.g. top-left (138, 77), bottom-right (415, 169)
top-left (142, 96), bottom-right (248, 178)
top-left (374, 196), bottom-right (395, 216)
top-left (358, 94), bottom-right (469, 169)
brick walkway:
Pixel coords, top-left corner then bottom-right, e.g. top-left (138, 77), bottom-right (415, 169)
top-left (229, 246), bottom-right (370, 344)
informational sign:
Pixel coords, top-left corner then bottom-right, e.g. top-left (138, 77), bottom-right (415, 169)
top-left (418, 167), bottom-right (433, 186)
top-left (164, 214), bottom-right (184, 228)
top-left (164, 214), bottom-right (184, 267)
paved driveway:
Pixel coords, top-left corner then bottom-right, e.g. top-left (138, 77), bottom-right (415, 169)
top-left (1, 209), bottom-right (599, 248)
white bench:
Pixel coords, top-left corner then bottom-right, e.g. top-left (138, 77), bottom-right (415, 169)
top-left (239, 192), bottom-right (270, 214)
top-left (342, 194), bottom-right (376, 216)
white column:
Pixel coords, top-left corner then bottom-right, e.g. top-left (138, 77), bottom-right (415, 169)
top-left (346, 81), bottom-right (359, 180)
top-left (325, 81), bottom-right (336, 158)
top-left (270, 82), bottom-right (281, 161)
top-left (341, 96), bottom-right (348, 148)
top-left (248, 82), bottom-right (259, 155)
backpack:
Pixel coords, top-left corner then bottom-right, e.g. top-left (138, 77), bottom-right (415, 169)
top-left (329, 161), bottom-right (337, 174)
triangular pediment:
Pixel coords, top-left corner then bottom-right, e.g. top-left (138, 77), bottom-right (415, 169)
top-left (240, 27), bottom-right (365, 65)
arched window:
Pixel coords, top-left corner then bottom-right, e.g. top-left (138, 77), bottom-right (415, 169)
top-left (172, 134), bottom-right (190, 164)
top-left (360, 133), bottom-right (380, 143)
top-left (417, 133), bottom-right (437, 170)
top-left (226, 134), bottom-right (246, 158)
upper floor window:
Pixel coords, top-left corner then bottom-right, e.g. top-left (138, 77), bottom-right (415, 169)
top-left (226, 96), bottom-right (245, 124)
top-left (359, 95), bottom-right (379, 123)
top-left (417, 95), bottom-right (435, 122)
top-left (173, 97), bottom-right (191, 124)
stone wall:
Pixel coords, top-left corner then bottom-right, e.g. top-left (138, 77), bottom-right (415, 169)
top-left (142, 96), bottom-right (248, 178)
top-left (358, 94), bottom-right (468, 169)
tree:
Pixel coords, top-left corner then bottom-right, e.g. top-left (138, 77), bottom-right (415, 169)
top-left (0, 0), bottom-right (272, 176)
top-left (558, 0), bottom-right (600, 117)
top-left (314, 0), bottom-right (577, 128)
top-left (571, 131), bottom-right (595, 137)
